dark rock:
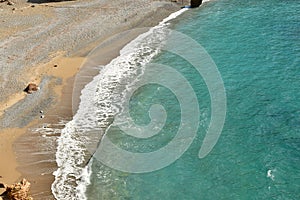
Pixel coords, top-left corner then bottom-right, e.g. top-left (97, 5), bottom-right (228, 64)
top-left (23, 83), bottom-right (39, 94)
top-left (190, 0), bottom-right (202, 8)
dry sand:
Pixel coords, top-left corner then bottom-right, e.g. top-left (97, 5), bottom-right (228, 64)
top-left (0, 0), bottom-right (189, 199)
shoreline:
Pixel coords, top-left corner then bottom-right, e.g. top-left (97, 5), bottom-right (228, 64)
top-left (0, 0), bottom-right (189, 199)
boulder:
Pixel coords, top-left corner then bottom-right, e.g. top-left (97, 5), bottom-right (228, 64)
top-left (0, 179), bottom-right (33, 200)
top-left (23, 83), bottom-right (39, 94)
top-left (190, 0), bottom-right (202, 8)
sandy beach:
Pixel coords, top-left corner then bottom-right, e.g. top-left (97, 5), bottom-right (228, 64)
top-left (0, 0), bottom-right (188, 199)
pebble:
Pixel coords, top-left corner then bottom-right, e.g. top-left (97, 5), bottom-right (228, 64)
top-left (7, 1), bottom-right (14, 6)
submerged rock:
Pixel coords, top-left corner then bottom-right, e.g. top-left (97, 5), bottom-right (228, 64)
top-left (0, 179), bottom-right (33, 200)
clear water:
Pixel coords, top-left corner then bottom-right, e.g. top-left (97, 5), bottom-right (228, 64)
top-left (53, 0), bottom-right (300, 199)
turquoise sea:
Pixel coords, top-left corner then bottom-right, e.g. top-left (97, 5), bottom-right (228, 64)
top-left (52, 0), bottom-right (300, 199)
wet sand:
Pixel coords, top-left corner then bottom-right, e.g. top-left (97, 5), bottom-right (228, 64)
top-left (0, 0), bottom-right (188, 199)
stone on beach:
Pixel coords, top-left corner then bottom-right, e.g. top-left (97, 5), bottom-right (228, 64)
top-left (0, 0), bottom-right (15, 6)
top-left (23, 83), bottom-right (39, 94)
top-left (0, 178), bottom-right (33, 200)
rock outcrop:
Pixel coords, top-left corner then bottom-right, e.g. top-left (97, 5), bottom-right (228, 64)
top-left (0, 179), bottom-right (32, 200)
top-left (23, 83), bottom-right (39, 94)
top-left (190, 0), bottom-right (202, 8)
